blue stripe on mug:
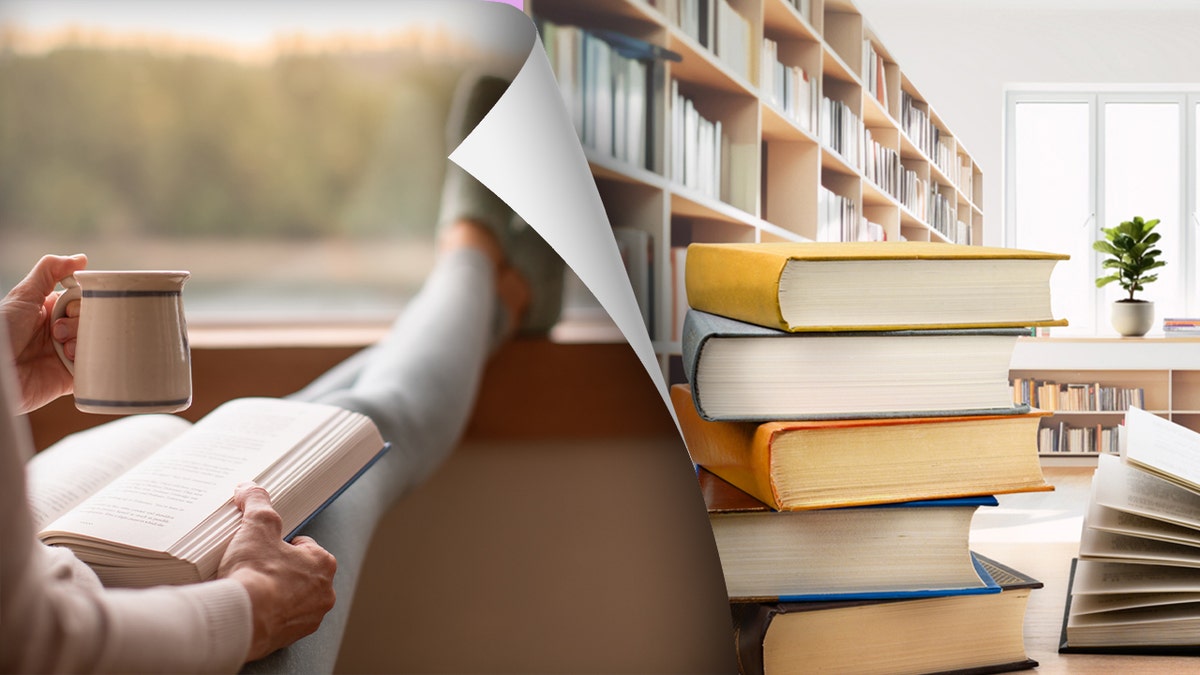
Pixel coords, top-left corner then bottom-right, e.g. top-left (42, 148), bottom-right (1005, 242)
top-left (74, 397), bottom-right (192, 408)
top-left (81, 290), bottom-right (182, 298)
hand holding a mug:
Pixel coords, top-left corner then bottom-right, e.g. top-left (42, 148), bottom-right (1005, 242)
top-left (1, 254), bottom-right (87, 415)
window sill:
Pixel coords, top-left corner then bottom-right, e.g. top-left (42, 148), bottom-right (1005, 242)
top-left (187, 307), bottom-right (627, 350)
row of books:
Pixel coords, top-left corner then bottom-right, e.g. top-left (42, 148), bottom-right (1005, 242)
top-left (862, 127), bottom-right (904, 200)
top-left (816, 186), bottom-right (883, 243)
top-left (674, 241), bottom-right (1069, 672)
top-left (862, 39), bottom-right (888, 109)
top-left (670, 81), bottom-right (723, 200)
top-left (673, 0), bottom-right (752, 82)
top-left (760, 38), bottom-right (815, 133)
top-left (1038, 422), bottom-right (1119, 455)
top-left (1011, 378), bottom-right (1146, 412)
top-left (900, 91), bottom-right (959, 188)
top-left (537, 19), bottom-right (664, 171)
top-left (819, 96), bottom-right (861, 169)
top-left (1163, 317), bottom-right (1200, 335)
top-left (713, 0), bottom-right (752, 82)
top-left (927, 184), bottom-right (959, 242)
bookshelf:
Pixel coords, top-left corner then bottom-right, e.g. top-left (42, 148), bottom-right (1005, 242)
top-left (1009, 337), bottom-right (1200, 463)
top-left (525, 0), bottom-right (984, 376)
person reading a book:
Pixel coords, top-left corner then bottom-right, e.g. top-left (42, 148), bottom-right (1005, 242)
top-left (1, 72), bottom-right (562, 674)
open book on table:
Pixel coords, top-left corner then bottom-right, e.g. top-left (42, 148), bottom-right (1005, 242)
top-left (25, 397), bottom-right (387, 588)
top-left (1063, 406), bottom-right (1200, 652)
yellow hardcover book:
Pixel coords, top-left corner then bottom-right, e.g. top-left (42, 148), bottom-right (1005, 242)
top-left (684, 241), bottom-right (1068, 332)
top-left (671, 384), bottom-right (1053, 510)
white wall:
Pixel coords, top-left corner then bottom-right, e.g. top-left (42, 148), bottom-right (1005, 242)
top-left (854, 0), bottom-right (1200, 245)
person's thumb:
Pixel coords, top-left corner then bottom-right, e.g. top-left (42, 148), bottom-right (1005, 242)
top-left (9, 254), bottom-right (87, 305)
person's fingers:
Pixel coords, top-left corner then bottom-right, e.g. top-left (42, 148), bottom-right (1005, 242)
top-left (64, 299), bottom-right (81, 318)
top-left (9, 254), bottom-right (87, 305)
top-left (52, 316), bottom-right (78, 342)
top-left (234, 482), bottom-right (284, 539)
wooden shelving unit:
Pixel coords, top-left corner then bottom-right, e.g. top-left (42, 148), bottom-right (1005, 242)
top-left (1010, 337), bottom-right (1200, 464)
top-left (525, 0), bottom-right (983, 376)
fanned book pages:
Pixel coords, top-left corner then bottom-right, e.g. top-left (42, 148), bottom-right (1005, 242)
top-left (672, 385), bottom-right (1052, 510)
top-left (684, 241), bottom-right (1067, 332)
top-left (26, 398), bottom-right (387, 587)
top-left (732, 553), bottom-right (1041, 675)
top-left (699, 468), bottom-right (998, 602)
top-left (1062, 408), bottom-right (1200, 653)
top-left (681, 309), bottom-right (1030, 422)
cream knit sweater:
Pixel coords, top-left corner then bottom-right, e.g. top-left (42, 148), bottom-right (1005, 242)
top-left (0, 325), bottom-right (252, 674)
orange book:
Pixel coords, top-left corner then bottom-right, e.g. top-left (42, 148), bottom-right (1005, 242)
top-left (684, 241), bottom-right (1068, 332)
top-left (671, 384), bottom-right (1052, 510)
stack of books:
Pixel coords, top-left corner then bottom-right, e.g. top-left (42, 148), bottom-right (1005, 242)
top-left (1163, 317), bottom-right (1200, 336)
top-left (673, 241), bottom-right (1068, 674)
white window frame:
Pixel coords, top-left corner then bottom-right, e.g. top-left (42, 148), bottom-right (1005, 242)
top-left (1005, 86), bottom-right (1200, 335)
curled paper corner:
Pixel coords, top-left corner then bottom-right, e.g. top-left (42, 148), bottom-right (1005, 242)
top-left (447, 8), bottom-right (680, 434)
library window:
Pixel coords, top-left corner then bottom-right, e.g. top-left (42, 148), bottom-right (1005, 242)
top-left (1005, 91), bottom-right (1200, 337)
top-left (0, 4), bottom-right (534, 326)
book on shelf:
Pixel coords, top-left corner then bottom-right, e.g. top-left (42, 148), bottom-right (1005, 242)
top-left (1037, 421), bottom-right (1120, 455)
top-left (1163, 317), bottom-right (1200, 336)
top-left (1062, 408), bottom-right (1200, 652)
top-left (714, 0), bottom-right (751, 82)
top-left (612, 226), bottom-right (654, 332)
top-left (816, 186), bottom-right (865, 243)
top-left (862, 39), bottom-right (887, 109)
top-left (1010, 376), bottom-right (1145, 412)
top-left (537, 19), bottom-right (677, 171)
top-left (675, 0), bottom-right (721, 50)
top-left (733, 553), bottom-right (1041, 675)
top-left (761, 38), bottom-right (815, 133)
top-left (671, 384), bottom-right (1052, 510)
top-left (683, 241), bottom-right (1067, 332)
top-left (699, 467), bottom-right (998, 601)
top-left (670, 246), bottom-right (689, 342)
top-left (671, 80), bottom-right (723, 200)
top-left (26, 397), bottom-right (387, 588)
top-left (682, 309), bottom-right (1031, 422)
top-left (820, 96), bottom-right (861, 169)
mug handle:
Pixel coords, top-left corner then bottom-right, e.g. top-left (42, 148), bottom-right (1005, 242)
top-left (50, 275), bottom-right (80, 375)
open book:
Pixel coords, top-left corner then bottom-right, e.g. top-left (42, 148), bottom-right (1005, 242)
top-left (25, 397), bottom-right (387, 588)
top-left (1063, 407), bottom-right (1200, 652)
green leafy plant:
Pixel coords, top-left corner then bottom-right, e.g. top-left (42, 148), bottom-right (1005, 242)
top-left (1093, 216), bottom-right (1166, 301)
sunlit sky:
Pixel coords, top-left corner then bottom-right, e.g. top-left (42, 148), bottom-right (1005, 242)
top-left (0, 0), bottom-right (523, 51)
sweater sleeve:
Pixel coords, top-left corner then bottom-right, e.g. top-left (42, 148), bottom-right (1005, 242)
top-left (0, 327), bottom-right (253, 674)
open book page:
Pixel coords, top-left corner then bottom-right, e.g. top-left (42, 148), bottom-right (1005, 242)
top-left (40, 398), bottom-right (343, 554)
top-left (1072, 558), bottom-right (1200, 595)
top-left (1080, 523), bottom-right (1200, 566)
top-left (1124, 407), bottom-right (1200, 491)
top-left (26, 414), bottom-right (192, 531)
top-left (1088, 499), bottom-right (1200, 548)
top-left (1092, 453), bottom-right (1200, 533)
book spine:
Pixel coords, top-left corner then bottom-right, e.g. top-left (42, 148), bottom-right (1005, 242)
top-left (671, 385), bottom-right (782, 508)
top-left (683, 245), bottom-right (791, 330)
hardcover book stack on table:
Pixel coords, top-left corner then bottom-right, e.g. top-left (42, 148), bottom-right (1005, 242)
top-left (672, 241), bottom-right (1068, 675)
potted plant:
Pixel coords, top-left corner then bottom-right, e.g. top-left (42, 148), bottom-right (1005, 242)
top-left (1093, 215), bottom-right (1165, 337)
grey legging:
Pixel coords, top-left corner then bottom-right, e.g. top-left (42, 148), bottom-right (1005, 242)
top-left (241, 71), bottom-right (512, 675)
top-left (241, 246), bottom-right (498, 674)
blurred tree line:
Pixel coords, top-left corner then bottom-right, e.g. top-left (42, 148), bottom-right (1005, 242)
top-left (0, 45), bottom-right (465, 240)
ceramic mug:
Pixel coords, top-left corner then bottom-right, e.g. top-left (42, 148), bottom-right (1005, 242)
top-left (52, 270), bottom-right (192, 414)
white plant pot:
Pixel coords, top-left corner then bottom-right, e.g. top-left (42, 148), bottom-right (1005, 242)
top-left (1111, 300), bottom-right (1154, 337)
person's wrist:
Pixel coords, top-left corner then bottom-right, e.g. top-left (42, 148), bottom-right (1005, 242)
top-left (227, 567), bottom-right (277, 661)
